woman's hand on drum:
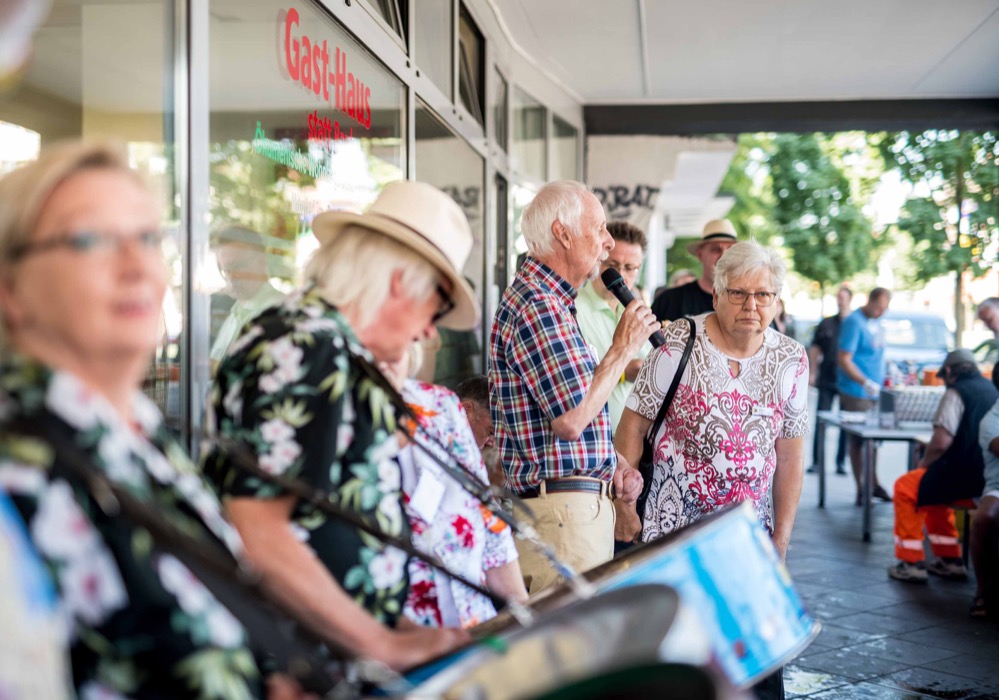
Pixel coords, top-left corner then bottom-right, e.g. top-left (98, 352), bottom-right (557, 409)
top-left (382, 621), bottom-right (471, 671)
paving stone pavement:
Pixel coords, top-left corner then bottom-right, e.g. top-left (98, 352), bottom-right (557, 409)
top-left (784, 411), bottom-right (999, 699)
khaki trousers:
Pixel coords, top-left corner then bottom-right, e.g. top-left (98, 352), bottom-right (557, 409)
top-left (515, 487), bottom-right (615, 594)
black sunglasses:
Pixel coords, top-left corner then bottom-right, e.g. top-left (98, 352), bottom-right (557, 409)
top-left (431, 285), bottom-right (455, 323)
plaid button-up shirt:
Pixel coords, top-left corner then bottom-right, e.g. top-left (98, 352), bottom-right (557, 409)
top-left (488, 257), bottom-right (617, 493)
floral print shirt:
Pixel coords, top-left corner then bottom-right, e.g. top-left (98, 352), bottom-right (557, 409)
top-left (625, 313), bottom-right (809, 541)
top-left (203, 286), bottom-right (411, 626)
top-left (0, 356), bottom-right (262, 700)
top-left (400, 381), bottom-right (517, 629)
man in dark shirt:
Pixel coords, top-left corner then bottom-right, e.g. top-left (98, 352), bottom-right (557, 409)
top-left (651, 219), bottom-right (738, 322)
top-left (807, 286), bottom-right (852, 474)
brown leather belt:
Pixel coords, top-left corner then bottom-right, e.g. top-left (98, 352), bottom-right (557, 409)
top-left (519, 477), bottom-right (613, 499)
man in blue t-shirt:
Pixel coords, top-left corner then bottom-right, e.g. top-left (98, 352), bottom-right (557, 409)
top-left (837, 287), bottom-right (892, 505)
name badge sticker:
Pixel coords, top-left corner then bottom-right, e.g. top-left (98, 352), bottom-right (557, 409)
top-left (752, 405), bottom-right (775, 417)
top-left (409, 470), bottom-right (446, 522)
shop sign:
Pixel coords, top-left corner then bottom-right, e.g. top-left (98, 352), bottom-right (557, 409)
top-left (279, 7), bottom-right (372, 131)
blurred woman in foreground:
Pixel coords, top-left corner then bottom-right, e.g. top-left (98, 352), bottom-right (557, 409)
top-left (0, 141), bottom-right (299, 698)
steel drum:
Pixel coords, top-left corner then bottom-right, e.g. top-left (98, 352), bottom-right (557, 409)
top-left (397, 584), bottom-right (681, 699)
top-left (531, 663), bottom-right (743, 700)
top-left (580, 502), bottom-right (820, 687)
top-left (387, 503), bottom-right (815, 698)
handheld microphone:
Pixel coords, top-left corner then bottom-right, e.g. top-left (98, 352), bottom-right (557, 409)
top-left (600, 268), bottom-right (666, 348)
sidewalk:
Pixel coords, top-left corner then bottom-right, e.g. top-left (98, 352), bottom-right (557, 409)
top-left (784, 430), bottom-right (999, 698)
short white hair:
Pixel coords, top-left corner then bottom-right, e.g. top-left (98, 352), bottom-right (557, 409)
top-left (305, 225), bottom-right (439, 329)
top-left (713, 240), bottom-right (786, 296)
top-left (520, 180), bottom-right (592, 257)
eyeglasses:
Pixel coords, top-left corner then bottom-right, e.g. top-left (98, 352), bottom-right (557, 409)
top-left (602, 259), bottom-right (642, 275)
top-left (724, 288), bottom-right (778, 307)
top-left (10, 229), bottom-right (166, 261)
top-left (431, 284), bottom-right (455, 324)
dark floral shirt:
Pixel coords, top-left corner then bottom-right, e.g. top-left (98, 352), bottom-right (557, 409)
top-left (0, 356), bottom-right (263, 700)
top-left (202, 286), bottom-right (411, 626)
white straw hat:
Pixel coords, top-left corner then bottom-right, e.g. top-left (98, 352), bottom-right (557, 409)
top-left (311, 181), bottom-right (479, 330)
top-left (687, 218), bottom-right (738, 254)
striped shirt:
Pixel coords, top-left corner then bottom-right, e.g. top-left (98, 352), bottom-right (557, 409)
top-left (488, 257), bottom-right (616, 493)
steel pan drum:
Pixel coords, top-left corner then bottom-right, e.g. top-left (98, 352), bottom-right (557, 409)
top-left (399, 584), bottom-right (681, 699)
top-left (584, 503), bottom-right (819, 687)
top-left (531, 663), bottom-right (743, 700)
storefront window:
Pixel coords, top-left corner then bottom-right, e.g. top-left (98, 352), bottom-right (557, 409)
top-left (510, 183), bottom-right (536, 283)
top-left (414, 100), bottom-right (484, 387)
top-left (415, 0), bottom-right (452, 99)
top-left (207, 1), bottom-right (405, 366)
top-left (552, 115), bottom-right (578, 181)
top-left (492, 68), bottom-right (508, 153)
top-left (513, 88), bottom-right (546, 182)
top-left (0, 0), bottom-right (183, 428)
top-left (494, 174), bottom-right (508, 292)
top-left (361, 0), bottom-right (407, 41)
top-left (458, 5), bottom-right (485, 126)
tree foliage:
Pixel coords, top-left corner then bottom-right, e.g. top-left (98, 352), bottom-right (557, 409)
top-left (768, 132), bottom-right (880, 294)
top-left (718, 134), bottom-right (780, 244)
top-left (666, 134), bottom-right (774, 280)
top-left (875, 130), bottom-right (998, 283)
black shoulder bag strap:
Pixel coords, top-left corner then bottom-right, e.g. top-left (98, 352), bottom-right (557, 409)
top-left (635, 317), bottom-right (696, 515)
top-left (5, 418), bottom-right (347, 696)
top-left (650, 317), bottom-right (696, 442)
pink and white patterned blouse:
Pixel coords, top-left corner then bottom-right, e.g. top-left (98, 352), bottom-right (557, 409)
top-left (625, 313), bottom-right (809, 541)
top-left (400, 380), bottom-right (518, 629)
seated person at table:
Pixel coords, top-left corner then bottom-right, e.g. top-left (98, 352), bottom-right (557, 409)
top-left (887, 350), bottom-right (998, 583)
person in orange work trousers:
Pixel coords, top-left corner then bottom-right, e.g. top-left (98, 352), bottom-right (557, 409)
top-left (888, 349), bottom-right (999, 583)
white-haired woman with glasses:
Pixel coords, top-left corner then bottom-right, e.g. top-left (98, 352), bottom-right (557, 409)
top-left (615, 241), bottom-right (807, 700)
top-left (615, 240), bottom-right (808, 558)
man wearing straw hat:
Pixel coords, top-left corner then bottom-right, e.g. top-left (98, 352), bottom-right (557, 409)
top-left (652, 218), bottom-right (739, 323)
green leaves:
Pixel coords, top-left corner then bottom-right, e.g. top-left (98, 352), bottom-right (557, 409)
top-left (877, 130), bottom-right (998, 285)
top-left (769, 133), bottom-right (878, 291)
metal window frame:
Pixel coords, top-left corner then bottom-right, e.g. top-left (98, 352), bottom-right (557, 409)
top-left (179, 0), bottom-right (583, 439)
top-left (353, 0), bottom-right (408, 52)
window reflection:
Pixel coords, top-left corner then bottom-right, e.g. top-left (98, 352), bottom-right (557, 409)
top-left (414, 100), bottom-right (484, 388)
top-left (0, 0), bottom-right (182, 428)
top-left (510, 183), bottom-right (536, 285)
top-left (492, 69), bottom-right (508, 153)
top-left (415, 0), bottom-right (452, 98)
top-left (513, 88), bottom-right (545, 182)
top-left (458, 5), bottom-right (485, 126)
top-left (207, 0), bottom-right (406, 372)
top-left (209, 226), bottom-right (287, 364)
top-left (552, 115), bottom-right (578, 181)
top-left (362, 0), bottom-right (407, 41)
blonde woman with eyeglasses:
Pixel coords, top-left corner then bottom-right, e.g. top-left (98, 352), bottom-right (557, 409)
top-left (0, 141), bottom-right (295, 698)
